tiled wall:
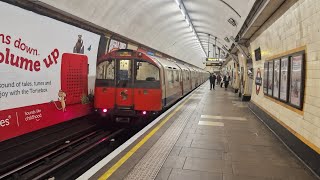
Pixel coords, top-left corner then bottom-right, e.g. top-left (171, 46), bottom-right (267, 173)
top-left (250, 0), bottom-right (320, 149)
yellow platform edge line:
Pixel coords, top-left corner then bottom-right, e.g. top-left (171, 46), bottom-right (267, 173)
top-left (98, 95), bottom-right (192, 180)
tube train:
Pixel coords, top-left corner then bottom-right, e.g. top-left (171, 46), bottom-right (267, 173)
top-left (94, 49), bottom-right (209, 121)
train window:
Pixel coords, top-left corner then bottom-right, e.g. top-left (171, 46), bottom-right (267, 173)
top-left (135, 61), bottom-right (160, 81)
top-left (175, 70), bottom-right (179, 82)
top-left (167, 70), bottom-right (174, 84)
top-left (182, 71), bottom-right (185, 81)
top-left (187, 71), bottom-right (189, 80)
top-left (171, 70), bottom-right (174, 83)
top-left (96, 60), bottom-right (115, 80)
top-left (119, 59), bottom-right (132, 81)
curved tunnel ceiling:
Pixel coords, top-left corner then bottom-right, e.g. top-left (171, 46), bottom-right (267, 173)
top-left (37, 0), bottom-right (256, 68)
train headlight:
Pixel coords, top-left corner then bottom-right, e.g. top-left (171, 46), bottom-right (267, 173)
top-left (142, 111), bottom-right (147, 115)
top-left (103, 109), bottom-right (108, 113)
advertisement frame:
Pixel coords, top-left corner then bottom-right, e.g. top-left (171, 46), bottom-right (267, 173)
top-left (273, 59), bottom-right (280, 99)
top-left (267, 61), bottom-right (274, 97)
top-left (279, 56), bottom-right (290, 102)
top-left (288, 52), bottom-right (305, 110)
top-left (107, 38), bottom-right (127, 53)
top-left (0, 1), bottom-right (101, 142)
top-left (263, 62), bottom-right (268, 94)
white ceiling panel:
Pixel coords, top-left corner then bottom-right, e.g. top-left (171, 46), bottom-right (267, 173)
top-left (37, 0), bottom-right (256, 68)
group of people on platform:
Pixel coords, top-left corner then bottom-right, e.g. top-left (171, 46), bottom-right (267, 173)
top-left (209, 73), bottom-right (230, 90)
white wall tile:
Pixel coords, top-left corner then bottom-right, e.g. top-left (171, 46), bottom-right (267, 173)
top-left (250, 0), bottom-right (320, 148)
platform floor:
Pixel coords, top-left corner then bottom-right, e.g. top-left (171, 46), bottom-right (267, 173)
top-left (85, 82), bottom-right (318, 180)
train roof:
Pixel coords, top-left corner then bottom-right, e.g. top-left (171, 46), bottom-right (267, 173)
top-left (148, 55), bottom-right (180, 70)
top-left (175, 62), bottom-right (190, 71)
top-left (98, 49), bottom-right (206, 72)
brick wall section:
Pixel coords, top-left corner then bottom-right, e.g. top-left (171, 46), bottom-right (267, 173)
top-left (250, 0), bottom-right (320, 149)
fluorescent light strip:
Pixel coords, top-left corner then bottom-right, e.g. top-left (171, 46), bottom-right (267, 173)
top-left (175, 0), bottom-right (206, 57)
top-left (175, 0), bottom-right (180, 6)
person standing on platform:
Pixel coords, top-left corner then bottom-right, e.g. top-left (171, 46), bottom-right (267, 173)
top-left (212, 73), bottom-right (216, 90)
top-left (217, 74), bottom-right (221, 85)
top-left (209, 73), bottom-right (214, 90)
top-left (220, 74), bottom-right (224, 88)
top-left (224, 74), bottom-right (230, 89)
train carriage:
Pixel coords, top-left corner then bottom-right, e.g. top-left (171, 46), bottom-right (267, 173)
top-left (94, 49), bottom-right (208, 121)
top-left (175, 63), bottom-right (192, 95)
top-left (153, 57), bottom-right (184, 106)
top-left (95, 50), bottom-right (162, 118)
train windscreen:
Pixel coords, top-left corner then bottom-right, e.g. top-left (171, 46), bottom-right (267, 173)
top-left (134, 60), bottom-right (160, 88)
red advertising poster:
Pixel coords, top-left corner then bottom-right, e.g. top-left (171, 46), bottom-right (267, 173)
top-left (0, 2), bottom-right (100, 142)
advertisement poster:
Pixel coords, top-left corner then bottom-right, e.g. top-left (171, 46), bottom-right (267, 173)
top-left (108, 39), bottom-right (127, 53)
top-left (0, 2), bottom-right (100, 142)
top-left (280, 57), bottom-right (289, 101)
top-left (263, 62), bottom-right (268, 94)
top-left (273, 59), bottom-right (280, 99)
top-left (267, 61), bottom-right (273, 96)
top-left (289, 55), bottom-right (303, 108)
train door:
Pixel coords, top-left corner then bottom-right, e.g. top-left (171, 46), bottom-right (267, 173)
top-left (133, 59), bottom-right (161, 111)
top-left (95, 59), bottom-right (116, 109)
top-left (115, 59), bottom-right (134, 109)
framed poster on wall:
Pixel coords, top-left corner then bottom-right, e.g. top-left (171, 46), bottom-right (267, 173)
top-left (108, 39), bottom-right (127, 52)
top-left (267, 61), bottom-right (273, 96)
top-left (263, 62), bottom-right (268, 94)
top-left (273, 59), bottom-right (280, 99)
top-left (280, 57), bottom-right (289, 102)
top-left (289, 54), bottom-right (304, 109)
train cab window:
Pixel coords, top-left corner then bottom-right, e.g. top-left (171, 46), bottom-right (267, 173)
top-left (135, 61), bottom-right (159, 81)
top-left (134, 60), bottom-right (160, 88)
top-left (96, 60), bottom-right (115, 80)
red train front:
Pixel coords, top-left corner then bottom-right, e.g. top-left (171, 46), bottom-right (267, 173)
top-left (94, 49), bottom-right (162, 121)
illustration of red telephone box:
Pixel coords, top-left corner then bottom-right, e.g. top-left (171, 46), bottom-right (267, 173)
top-left (61, 53), bottom-right (88, 105)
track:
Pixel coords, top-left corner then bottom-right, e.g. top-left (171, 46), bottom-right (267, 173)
top-left (0, 128), bottom-right (125, 180)
top-left (0, 88), bottom-right (193, 180)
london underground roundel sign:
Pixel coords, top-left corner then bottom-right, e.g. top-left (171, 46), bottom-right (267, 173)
top-left (255, 68), bottom-right (262, 95)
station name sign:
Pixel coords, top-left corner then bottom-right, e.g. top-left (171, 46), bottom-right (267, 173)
top-left (205, 62), bottom-right (222, 67)
top-left (206, 58), bottom-right (219, 61)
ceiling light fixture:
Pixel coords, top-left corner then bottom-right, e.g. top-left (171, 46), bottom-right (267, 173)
top-left (228, 18), bottom-right (237, 27)
top-left (189, 25), bottom-right (193, 32)
top-left (175, 0), bottom-right (180, 7)
top-left (174, 0), bottom-right (206, 57)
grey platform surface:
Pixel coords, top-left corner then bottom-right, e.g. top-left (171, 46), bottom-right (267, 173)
top-left (91, 82), bottom-right (318, 180)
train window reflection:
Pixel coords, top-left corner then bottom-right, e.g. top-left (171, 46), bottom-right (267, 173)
top-left (96, 60), bottom-right (115, 80)
top-left (135, 61), bottom-right (159, 81)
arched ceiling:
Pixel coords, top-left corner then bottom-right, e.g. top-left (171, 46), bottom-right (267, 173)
top-left (37, 0), bottom-right (256, 68)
